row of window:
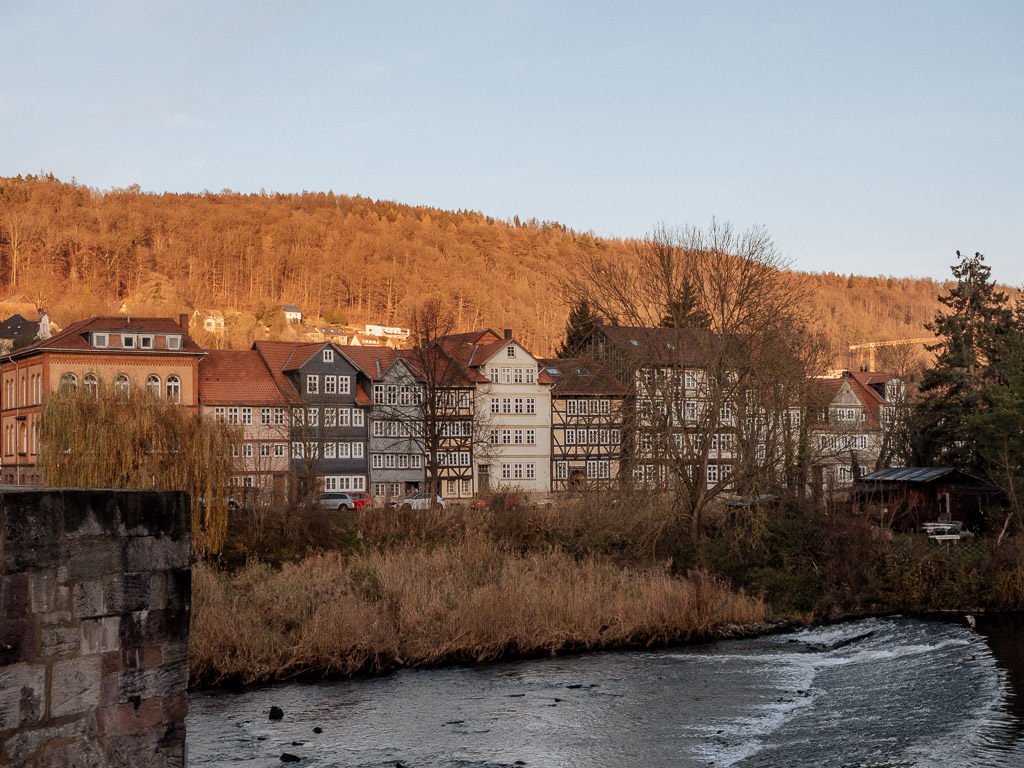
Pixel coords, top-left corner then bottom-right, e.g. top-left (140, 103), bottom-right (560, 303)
top-left (372, 384), bottom-right (420, 406)
top-left (564, 399), bottom-right (612, 416)
top-left (323, 475), bottom-right (366, 491)
top-left (500, 462), bottom-right (537, 480)
top-left (91, 332), bottom-right (182, 350)
top-left (819, 434), bottom-right (870, 451)
top-left (292, 442), bottom-right (366, 459)
top-left (554, 460), bottom-right (611, 479)
top-left (4, 421), bottom-right (35, 456)
top-left (370, 453), bottom-right (424, 469)
top-left (291, 407), bottom-right (365, 428)
top-left (434, 451), bottom-right (471, 467)
top-left (487, 366), bottom-right (537, 384)
top-left (306, 374), bottom-right (352, 396)
top-left (631, 462), bottom-right (733, 487)
top-left (489, 428), bottom-right (537, 446)
top-left (563, 428), bottom-right (620, 446)
top-left (489, 397), bottom-right (537, 415)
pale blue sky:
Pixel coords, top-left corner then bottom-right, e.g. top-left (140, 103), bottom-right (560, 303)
top-left (2, 1), bottom-right (1022, 283)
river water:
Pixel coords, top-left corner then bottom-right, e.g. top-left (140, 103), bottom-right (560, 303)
top-left (187, 615), bottom-right (1024, 767)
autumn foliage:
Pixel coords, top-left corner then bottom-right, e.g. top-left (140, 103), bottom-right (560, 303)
top-left (0, 173), bottom-right (987, 364)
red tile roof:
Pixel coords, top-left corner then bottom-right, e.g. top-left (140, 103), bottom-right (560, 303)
top-left (597, 325), bottom-right (720, 366)
top-left (436, 330), bottom-right (553, 385)
top-left (4, 316), bottom-right (204, 359)
top-left (199, 350), bottom-right (291, 406)
top-left (338, 346), bottom-right (404, 379)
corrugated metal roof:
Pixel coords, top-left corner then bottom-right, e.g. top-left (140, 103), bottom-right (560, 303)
top-left (859, 467), bottom-right (954, 483)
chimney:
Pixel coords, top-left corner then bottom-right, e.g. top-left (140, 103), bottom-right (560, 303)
top-left (503, 328), bottom-right (512, 340)
top-left (179, 313), bottom-right (188, 331)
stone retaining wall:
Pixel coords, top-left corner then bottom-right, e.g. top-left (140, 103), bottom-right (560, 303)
top-left (0, 489), bottom-right (190, 767)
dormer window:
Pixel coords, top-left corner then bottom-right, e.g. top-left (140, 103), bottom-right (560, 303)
top-left (323, 348), bottom-right (334, 363)
top-left (506, 345), bottom-right (515, 358)
top-left (166, 335), bottom-right (182, 350)
top-left (122, 335), bottom-right (135, 348)
top-left (93, 333), bottom-right (108, 348)
top-left (139, 335), bottom-right (154, 349)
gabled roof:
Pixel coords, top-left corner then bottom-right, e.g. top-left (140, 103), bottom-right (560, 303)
top-left (251, 341), bottom-right (303, 402)
top-left (3, 316), bottom-right (203, 360)
top-left (0, 314), bottom-right (41, 349)
top-left (0, 301), bottom-right (40, 322)
top-left (199, 350), bottom-right (290, 406)
top-left (538, 358), bottom-right (626, 396)
top-left (339, 346), bottom-right (409, 381)
top-left (596, 325), bottom-right (720, 366)
top-left (437, 330), bottom-right (554, 385)
top-left (396, 347), bottom-right (477, 388)
top-left (813, 371), bottom-right (893, 429)
top-left (281, 305), bottom-right (302, 313)
top-left (194, 308), bottom-right (225, 319)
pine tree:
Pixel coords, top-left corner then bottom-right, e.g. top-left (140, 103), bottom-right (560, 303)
top-left (556, 298), bottom-right (600, 358)
top-left (913, 251), bottom-right (1013, 472)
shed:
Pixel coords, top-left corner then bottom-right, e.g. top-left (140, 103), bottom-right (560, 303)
top-left (854, 467), bottom-right (1000, 531)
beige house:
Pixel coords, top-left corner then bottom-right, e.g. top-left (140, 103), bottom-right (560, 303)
top-left (440, 329), bottom-right (553, 500)
top-left (198, 350), bottom-right (293, 503)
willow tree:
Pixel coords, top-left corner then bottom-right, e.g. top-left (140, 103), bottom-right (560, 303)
top-left (38, 383), bottom-right (241, 554)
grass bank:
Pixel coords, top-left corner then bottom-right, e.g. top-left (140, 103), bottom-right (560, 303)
top-left (190, 532), bottom-right (766, 686)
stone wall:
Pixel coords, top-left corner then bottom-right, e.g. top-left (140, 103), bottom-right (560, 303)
top-left (0, 489), bottom-right (190, 767)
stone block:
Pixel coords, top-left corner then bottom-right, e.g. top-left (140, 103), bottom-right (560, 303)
top-left (0, 662), bottom-right (46, 730)
top-left (160, 641), bottom-right (189, 668)
top-left (161, 691), bottom-right (189, 722)
top-left (122, 644), bottom-right (163, 670)
top-left (0, 571), bottom-right (29, 620)
top-left (50, 655), bottom-right (102, 718)
top-left (119, 490), bottom-right (188, 539)
top-left (166, 569), bottom-right (190, 611)
top-left (67, 539), bottom-right (124, 582)
top-left (104, 572), bottom-right (153, 614)
top-left (120, 608), bottom-right (189, 648)
top-left (115, 696), bottom-right (165, 734)
top-left (41, 624), bottom-right (81, 657)
top-left (80, 616), bottom-right (121, 654)
top-left (0, 491), bottom-right (64, 570)
top-left (102, 650), bottom-right (124, 675)
top-left (37, 738), bottom-right (105, 768)
top-left (54, 583), bottom-right (70, 611)
top-left (124, 536), bottom-right (189, 574)
top-left (63, 489), bottom-right (122, 539)
top-left (72, 579), bottom-right (106, 619)
top-left (2, 716), bottom-right (88, 762)
top-left (117, 664), bottom-right (188, 704)
top-left (0, 618), bottom-right (35, 665)
top-left (103, 723), bottom-right (165, 768)
top-left (28, 568), bottom-right (57, 614)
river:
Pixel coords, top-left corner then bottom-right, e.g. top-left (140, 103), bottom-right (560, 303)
top-left (187, 614), bottom-right (1024, 767)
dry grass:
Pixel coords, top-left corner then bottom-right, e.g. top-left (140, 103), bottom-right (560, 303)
top-left (190, 533), bottom-right (766, 686)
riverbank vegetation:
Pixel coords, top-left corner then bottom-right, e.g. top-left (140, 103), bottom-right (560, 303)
top-left (189, 493), bottom-right (1024, 686)
top-left (190, 502), bottom-right (768, 685)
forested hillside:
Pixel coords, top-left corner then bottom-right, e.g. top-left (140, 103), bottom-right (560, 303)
top-left (0, 174), bottom-right (990, 365)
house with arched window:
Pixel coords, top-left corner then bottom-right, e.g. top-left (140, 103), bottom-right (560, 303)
top-left (0, 314), bottom-right (204, 485)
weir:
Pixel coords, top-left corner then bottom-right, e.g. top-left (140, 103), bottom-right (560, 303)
top-left (0, 489), bottom-right (190, 767)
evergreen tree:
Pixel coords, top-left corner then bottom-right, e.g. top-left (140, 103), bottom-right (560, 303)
top-left (913, 251), bottom-right (1013, 472)
top-left (556, 298), bottom-right (600, 358)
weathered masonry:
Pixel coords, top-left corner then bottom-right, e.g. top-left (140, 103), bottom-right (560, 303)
top-left (0, 489), bottom-right (190, 767)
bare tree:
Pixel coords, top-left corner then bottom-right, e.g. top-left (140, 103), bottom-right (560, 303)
top-left (567, 220), bottom-right (826, 538)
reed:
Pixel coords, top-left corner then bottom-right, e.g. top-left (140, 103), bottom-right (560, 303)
top-left (190, 534), bottom-right (766, 686)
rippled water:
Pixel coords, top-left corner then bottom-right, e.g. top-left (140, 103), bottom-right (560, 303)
top-left (187, 615), bottom-right (1024, 767)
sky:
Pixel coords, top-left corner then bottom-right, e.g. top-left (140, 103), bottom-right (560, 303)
top-left (2, 1), bottom-right (1022, 283)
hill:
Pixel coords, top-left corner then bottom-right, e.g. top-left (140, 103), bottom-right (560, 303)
top-left (0, 174), bottom-right (983, 366)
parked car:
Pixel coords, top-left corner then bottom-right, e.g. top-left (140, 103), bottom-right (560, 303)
top-left (387, 492), bottom-right (445, 510)
top-left (318, 492), bottom-right (357, 510)
top-left (348, 491), bottom-right (374, 510)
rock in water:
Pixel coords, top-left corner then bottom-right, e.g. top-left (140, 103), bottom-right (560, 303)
top-left (312, 727), bottom-right (323, 734)
top-left (269, 706), bottom-right (284, 721)
top-left (280, 754), bottom-right (301, 763)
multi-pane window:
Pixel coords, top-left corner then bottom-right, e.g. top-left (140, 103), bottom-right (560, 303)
top-left (507, 345), bottom-right (515, 357)
top-left (242, 444), bottom-right (254, 458)
top-left (353, 410), bottom-right (364, 427)
top-left (374, 384), bottom-right (385, 404)
top-left (501, 398), bottom-right (511, 414)
top-left (339, 376), bottom-right (351, 395)
top-left (526, 398), bottom-right (536, 414)
top-left (502, 429), bottom-right (512, 445)
top-left (501, 368), bottom-right (512, 384)
top-left (214, 407), bottom-right (226, 423)
top-left (261, 408), bottom-right (272, 425)
top-left (513, 368), bottom-right (523, 384)
top-left (387, 386), bottom-right (398, 405)
top-left (323, 348), bottom-right (334, 363)
top-left (556, 461), bottom-right (568, 479)
top-left (338, 443), bottom-right (351, 458)
top-left (228, 407), bottom-right (240, 425)
top-left (514, 398), bottom-right (523, 414)
top-left (411, 454), bottom-right (422, 468)
top-left (525, 463), bottom-right (535, 479)
top-left (706, 464), bottom-right (719, 485)
top-left (339, 408), bottom-right (351, 427)
top-left (273, 444), bottom-right (286, 458)
top-left (324, 443), bottom-right (337, 459)
top-left (260, 444), bottom-right (271, 457)
top-left (324, 408), bottom-right (337, 427)
top-left (307, 375), bottom-right (319, 395)
top-left (489, 368), bottom-right (499, 383)
top-left (325, 375), bottom-right (337, 394)
top-left (274, 408), bottom-right (286, 425)
top-left (525, 368), bottom-right (535, 384)
top-left (565, 429), bottom-right (576, 445)
top-left (526, 429), bottom-right (535, 445)
top-left (352, 443), bottom-right (364, 458)
top-left (241, 408), bottom-right (253, 426)
top-left (513, 463), bottom-right (523, 479)
top-left (566, 400), bottom-right (577, 416)
top-left (514, 429), bottom-right (523, 445)
top-left (489, 429), bottom-right (499, 444)
top-left (146, 375), bottom-right (161, 398)
top-left (501, 463), bottom-right (511, 480)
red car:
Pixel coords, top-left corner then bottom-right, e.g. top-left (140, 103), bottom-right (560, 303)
top-left (349, 491), bottom-right (374, 510)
